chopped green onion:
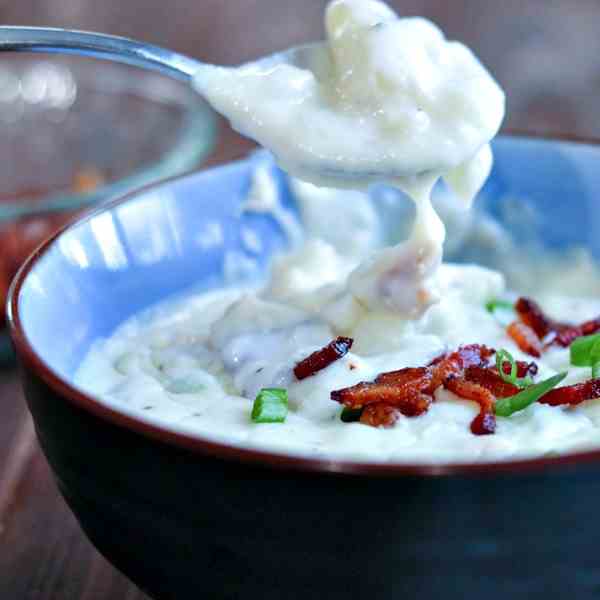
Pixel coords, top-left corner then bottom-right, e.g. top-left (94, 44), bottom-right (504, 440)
top-left (485, 299), bottom-right (514, 314)
top-left (591, 336), bottom-right (600, 379)
top-left (340, 407), bottom-right (363, 423)
top-left (251, 388), bottom-right (288, 423)
top-left (494, 372), bottom-right (567, 417)
top-left (495, 348), bottom-right (533, 388)
top-left (570, 333), bottom-right (600, 379)
top-left (570, 333), bottom-right (600, 366)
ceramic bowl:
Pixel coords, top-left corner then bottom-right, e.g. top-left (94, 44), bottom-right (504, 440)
top-left (8, 135), bottom-right (600, 600)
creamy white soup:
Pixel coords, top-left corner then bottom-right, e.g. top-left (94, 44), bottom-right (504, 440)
top-left (75, 165), bottom-right (600, 463)
top-left (75, 0), bottom-right (600, 463)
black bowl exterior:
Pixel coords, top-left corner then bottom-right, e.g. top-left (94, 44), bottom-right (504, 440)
top-left (21, 363), bottom-right (600, 600)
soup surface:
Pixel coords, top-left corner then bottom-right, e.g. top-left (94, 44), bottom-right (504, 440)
top-left (75, 165), bottom-right (600, 463)
top-left (75, 0), bottom-right (600, 463)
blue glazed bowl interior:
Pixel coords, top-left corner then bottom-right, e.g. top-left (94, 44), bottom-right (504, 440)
top-left (13, 135), bottom-right (600, 395)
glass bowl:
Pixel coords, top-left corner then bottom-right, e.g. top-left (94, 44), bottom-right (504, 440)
top-left (0, 54), bottom-right (216, 361)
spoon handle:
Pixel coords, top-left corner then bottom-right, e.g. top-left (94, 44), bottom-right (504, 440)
top-left (0, 26), bottom-right (202, 83)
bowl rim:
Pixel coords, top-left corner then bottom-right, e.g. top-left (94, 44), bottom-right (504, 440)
top-left (0, 55), bottom-right (217, 222)
top-left (9, 130), bottom-right (600, 478)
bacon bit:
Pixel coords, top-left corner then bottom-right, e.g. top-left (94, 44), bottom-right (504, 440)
top-left (464, 366), bottom-right (520, 398)
top-left (391, 390), bottom-right (432, 417)
top-left (375, 367), bottom-right (431, 386)
top-left (581, 318), bottom-right (600, 337)
top-left (496, 359), bottom-right (538, 378)
top-left (427, 344), bottom-right (494, 392)
top-left (428, 344), bottom-right (494, 369)
top-left (331, 344), bottom-right (530, 435)
top-left (515, 297), bottom-right (556, 339)
top-left (294, 337), bottom-right (353, 380)
top-left (553, 319), bottom-right (600, 348)
top-left (359, 404), bottom-right (401, 428)
top-left (331, 374), bottom-right (432, 417)
top-left (331, 382), bottom-right (395, 408)
top-left (539, 379), bottom-right (600, 407)
top-left (470, 412), bottom-right (497, 436)
top-left (506, 321), bottom-right (543, 358)
top-left (331, 345), bottom-right (493, 424)
top-left (552, 327), bottom-right (583, 348)
top-left (511, 360), bottom-right (539, 378)
top-left (514, 297), bottom-right (600, 349)
top-left (444, 377), bottom-right (496, 435)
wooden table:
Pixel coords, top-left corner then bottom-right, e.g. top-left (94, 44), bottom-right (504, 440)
top-left (1, 1), bottom-right (599, 597)
top-left (0, 370), bottom-right (148, 599)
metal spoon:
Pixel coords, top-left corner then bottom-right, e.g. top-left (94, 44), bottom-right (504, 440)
top-left (0, 26), bottom-right (425, 183)
top-left (0, 26), bottom-right (320, 85)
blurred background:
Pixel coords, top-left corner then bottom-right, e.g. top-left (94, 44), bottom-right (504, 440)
top-left (1, 0), bottom-right (598, 137)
